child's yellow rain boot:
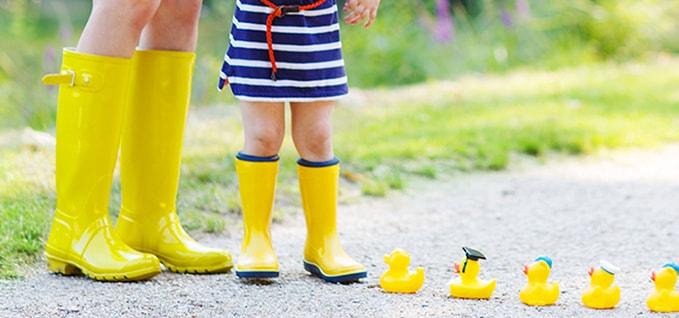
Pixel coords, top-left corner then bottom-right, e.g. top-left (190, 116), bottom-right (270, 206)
top-left (298, 158), bottom-right (367, 283)
top-left (42, 48), bottom-right (161, 281)
top-left (234, 153), bottom-right (280, 278)
top-left (115, 50), bottom-right (232, 274)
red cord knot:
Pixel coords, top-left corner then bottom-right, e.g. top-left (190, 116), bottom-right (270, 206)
top-left (261, 0), bottom-right (326, 81)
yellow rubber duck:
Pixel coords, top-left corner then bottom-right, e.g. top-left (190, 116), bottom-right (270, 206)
top-left (582, 260), bottom-right (621, 309)
top-left (646, 262), bottom-right (679, 312)
top-left (449, 246), bottom-right (496, 299)
top-left (380, 248), bottom-right (425, 293)
top-left (520, 256), bottom-right (560, 306)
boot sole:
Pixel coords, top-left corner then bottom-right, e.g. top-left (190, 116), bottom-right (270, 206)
top-left (45, 254), bottom-right (160, 282)
top-left (235, 270), bottom-right (279, 278)
top-left (163, 261), bottom-right (234, 275)
top-left (303, 261), bottom-right (367, 283)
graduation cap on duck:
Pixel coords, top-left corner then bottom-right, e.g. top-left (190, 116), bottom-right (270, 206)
top-left (460, 246), bottom-right (486, 273)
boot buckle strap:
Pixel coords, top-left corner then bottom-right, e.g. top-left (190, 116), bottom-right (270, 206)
top-left (42, 69), bottom-right (102, 91)
top-left (42, 70), bottom-right (76, 87)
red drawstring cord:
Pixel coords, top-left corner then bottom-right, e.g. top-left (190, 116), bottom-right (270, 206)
top-left (259, 0), bottom-right (327, 80)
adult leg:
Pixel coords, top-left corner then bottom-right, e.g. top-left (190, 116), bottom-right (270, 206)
top-left (116, 0), bottom-right (233, 273)
top-left (77, 0), bottom-right (161, 57)
top-left (138, 0), bottom-right (202, 51)
top-left (234, 101), bottom-right (286, 278)
top-left (43, 0), bottom-right (163, 281)
top-left (290, 101), bottom-right (366, 283)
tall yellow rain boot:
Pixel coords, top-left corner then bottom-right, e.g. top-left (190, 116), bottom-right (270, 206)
top-left (236, 152), bottom-right (278, 278)
top-left (115, 50), bottom-right (232, 274)
top-left (298, 158), bottom-right (367, 283)
top-left (42, 48), bottom-right (161, 281)
top-left (234, 153), bottom-right (280, 278)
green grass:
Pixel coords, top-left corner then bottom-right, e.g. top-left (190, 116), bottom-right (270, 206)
top-left (0, 149), bottom-right (54, 278)
top-left (334, 57), bottom-right (679, 178)
top-left (2, 57), bottom-right (679, 278)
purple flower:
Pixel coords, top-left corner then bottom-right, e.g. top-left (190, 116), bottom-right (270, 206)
top-left (435, 0), bottom-right (454, 42)
top-left (501, 9), bottom-right (513, 28)
top-left (516, 0), bottom-right (531, 20)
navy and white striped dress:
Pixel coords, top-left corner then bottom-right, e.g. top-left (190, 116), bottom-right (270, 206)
top-left (218, 0), bottom-right (349, 102)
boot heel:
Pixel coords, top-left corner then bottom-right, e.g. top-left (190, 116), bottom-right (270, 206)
top-left (46, 258), bottom-right (81, 276)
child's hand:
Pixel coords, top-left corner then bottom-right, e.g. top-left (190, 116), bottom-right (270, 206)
top-left (343, 0), bottom-right (380, 28)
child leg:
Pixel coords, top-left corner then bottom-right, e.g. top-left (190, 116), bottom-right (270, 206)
top-left (235, 101), bottom-right (286, 278)
top-left (290, 101), bottom-right (367, 283)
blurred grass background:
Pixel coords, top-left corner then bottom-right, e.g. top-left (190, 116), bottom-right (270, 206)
top-left (1, 0), bottom-right (679, 278)
top-left (3, 0), bottom-right (679, 130)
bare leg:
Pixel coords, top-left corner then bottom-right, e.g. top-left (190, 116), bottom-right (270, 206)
top-left (290, 101), bottom-right (335, 162)
top-left (240, 101), bottom-right (287, 157)
top-left (45, 0), bottom-right (167, 281)
top-left (113, 0), bottom-right (233, 273)
top-left (235, 100), bottom-right (286, 278)
top-left (290, 101), bottom-right (366, 283)
top-left (77, 0), bottom-right (161, 58)
top-left (139, 0), bottom-right (203, 52)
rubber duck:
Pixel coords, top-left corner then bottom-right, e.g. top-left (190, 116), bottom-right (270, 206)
top-left (582, 260), bottom-right (621, 309)
top-left (379, 248), bottom-right (425, 293)
top-left (646, 262), bottom-right (679, 312)
top-left (520, 256), bottom-right (560, 306)
top-left (449, 246), bottom-right (496, 299)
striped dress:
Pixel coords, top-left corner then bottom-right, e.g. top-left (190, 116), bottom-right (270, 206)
top-left (218, 0), bottom-right (349, 102)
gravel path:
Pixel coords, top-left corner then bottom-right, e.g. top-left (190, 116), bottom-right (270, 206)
top-left (2, 145), bottom-right (679, 317)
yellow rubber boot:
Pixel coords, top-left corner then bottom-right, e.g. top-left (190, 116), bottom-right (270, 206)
top-left (115, 50), bottom-right (232, 274)
top-left (235, 154), bottom-right (280, 278)
top-left (42, 48), bottom-right (161, 281)
top-left (298, 158), bottom-right (367, 283)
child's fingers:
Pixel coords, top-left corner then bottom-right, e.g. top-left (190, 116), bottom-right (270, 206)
top-left (344, 5), bottom-right (368, 25)
top-left (343, 0), bottom-right (379, 27)
top-left (343, 11), bottom-right (360, 25)
top-left (363, 8), bottom-right (378, 27)
top-left (343, 0), bottom-right (355, 12)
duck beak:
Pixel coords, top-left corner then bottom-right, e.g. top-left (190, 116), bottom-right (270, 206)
top-left (454, 262), bottom-right (460, 274)
top-left (651, 271), bottom-right (656, 282)
top-left (523, 264), bottom-right (529, 275)
top-left (588, 267), bottom-right (594, 277)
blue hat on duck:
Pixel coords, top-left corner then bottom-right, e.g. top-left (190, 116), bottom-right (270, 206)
top-left (662, 262), bottom-right (679, 274)
top-left (535, 256), bottom-right (553, 268)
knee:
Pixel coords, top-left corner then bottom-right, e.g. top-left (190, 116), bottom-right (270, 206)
top-left (245, 126), bottom-right (285, 156)
top-left (295, 133), bottom-right (333, 160)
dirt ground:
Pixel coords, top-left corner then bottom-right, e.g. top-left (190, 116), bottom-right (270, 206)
top-left (1, 144), bottom-right (679, 317)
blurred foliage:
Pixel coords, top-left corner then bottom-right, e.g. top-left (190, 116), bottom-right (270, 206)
top-left (1, 0), bottom-right (679, 131)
